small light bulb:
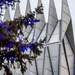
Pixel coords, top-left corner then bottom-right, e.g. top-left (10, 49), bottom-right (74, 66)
top-left (34, 36), bottom-right (37, 40)
top-left (3, 57), bottom-right (7, 61)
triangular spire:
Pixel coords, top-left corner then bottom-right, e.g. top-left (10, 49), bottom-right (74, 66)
top-left (14, 3), bottom-right (21, 18)
top-left (59, 1), bottom-right (74, 75)
top-left (25, 0), bottom-right (31, 15)
top-left (34, 0), bottom-right (45, 38)
top-left (62, 0), bottom-right (71, 16)
top-left (23, 0), bottom-right (32, 37)
top-left (61, 0), bottom-right (71, 39)
top-left (47, 0), bottom-right (58, 41)
top-left (3, 8), bottom-right (10, 21)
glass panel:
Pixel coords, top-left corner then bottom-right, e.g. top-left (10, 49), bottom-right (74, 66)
top-left (62, 21), bottom-right (68, 32)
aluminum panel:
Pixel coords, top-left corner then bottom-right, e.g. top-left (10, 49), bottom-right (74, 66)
top-left (62, 22), bottom-right (68, 32)
top-left (50, 0), bottom-right (55, 9)
top-left (53, 26), bottom-right (59, 35)
top-left (48, 25), bottom-right (54, 35)
top-left (67, 56), bottom-right (74, 68)
top-left (36, 20), bottom-right (45, 30)
top-left (65, 44), bottom-right (73, 56)
top-left (30, 72), bottom-right (36, 75)
top-left (54, 72), bottom-right (58, 75)
top-left (70, 68), bottom-right (74, 75)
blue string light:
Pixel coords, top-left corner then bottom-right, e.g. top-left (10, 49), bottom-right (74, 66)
top-left (7, 0), bottom-right (12, 2)
top-left (21, 47), bottom-right (26, 52)
top-left (34, 19), bottom-right (40, 23)
top-left (7, 42), bottom-right (14, 47)
top-left (34, 36), bottom-right (37, 40)
top-left (10, 56), bottom-right (15, 61)
top-left (6, 30), bottom-right (9, 34)
top-left (3, 57), bottom-right (7, 61)
top-left (3, 25), bottom-right (7, 29)
top-left (20, 38), bottom-right (24, 42)
top-left (0, 2), bottom-right (3, 6)
top-left (7, 0), bottom-right (13, 6)
top-left (0, 33), bottom-right (3, 40)
top-left (28, 20), bottom-right (32, 25)
top-left (7, 26), bottom-right (11, 31)
top-left (0, 22), bottom-right (4, 26)
top-left (6, 26), bottom-right (11, 34)
top-left (0, 0), bottom-right (12, 7)
top-left (29, 45), bottom-right (34, 50)
top-left (6, 46), bottom-right (9, 51)
top-left (0, 0), bottom-right (19, 15)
